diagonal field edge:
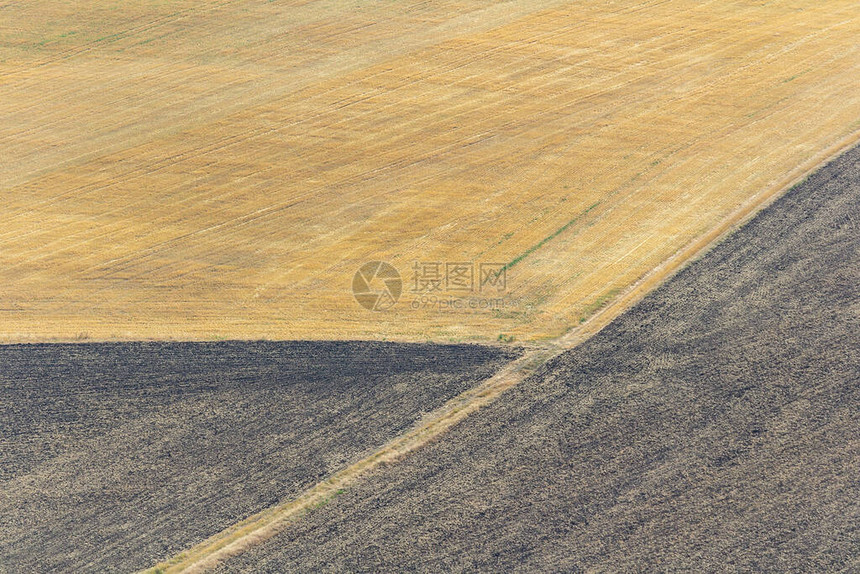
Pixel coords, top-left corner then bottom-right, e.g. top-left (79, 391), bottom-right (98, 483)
top-left (143, 127), bottom-right (860, 574)
top-left (143, 347), bottom-right (556, 574)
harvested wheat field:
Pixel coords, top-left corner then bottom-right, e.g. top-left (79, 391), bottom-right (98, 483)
top-left (3, 1), bottom-right (860, 573)
top-left (210, 128), bottom-right (860, 574)
top-left (2, 0), bottom-right (859, 343)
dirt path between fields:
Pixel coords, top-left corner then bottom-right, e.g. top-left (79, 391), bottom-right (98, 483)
top-left (144, 129), bottom-right (860, 574)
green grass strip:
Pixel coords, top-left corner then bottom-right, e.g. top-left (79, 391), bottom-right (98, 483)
top-left (505, 201), bottom-right (600, 270)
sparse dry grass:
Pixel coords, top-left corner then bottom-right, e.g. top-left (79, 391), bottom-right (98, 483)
top-left (2, 0), bottom-right (859, 343)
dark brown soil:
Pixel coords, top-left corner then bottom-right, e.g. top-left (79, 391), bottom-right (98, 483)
top-left (218, 144), bottom-right (860, 573)
top-left (0, 341), bottom-right (520, 572)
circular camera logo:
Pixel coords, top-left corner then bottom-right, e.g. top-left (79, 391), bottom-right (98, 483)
top-left (352, 261), bottom-right (402, 311)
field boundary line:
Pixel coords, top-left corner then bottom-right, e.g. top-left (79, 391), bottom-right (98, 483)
top-left (143, 346), bottom-right (555, 574)
top-left (143, 127), bottom-right (860, 574)
top-left (558, 127), bottom-right (860, 350)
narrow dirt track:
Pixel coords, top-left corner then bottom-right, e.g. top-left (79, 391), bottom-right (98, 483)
top-left (4, 1), bottom-right (860, 570)
top-left (145, 348), bottom-right (554, 574)
top-left (211, 129), bottom-right (860, 573)
top-left (145, 128), bottom-right (860, 574)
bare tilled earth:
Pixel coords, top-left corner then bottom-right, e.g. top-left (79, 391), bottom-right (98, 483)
top-left (0, 341), bottom-right (519, 572)
top-left (216, 146), bottom-right (860, 572)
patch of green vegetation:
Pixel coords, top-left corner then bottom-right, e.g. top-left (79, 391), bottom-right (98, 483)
top-left (31, 29), bottom-right (79, 48)
top-left (307, 488), bottom-right (347, 513)
top-left (497, 333), bottom-right (515, 343)
top-left (134, 35), bottom-right (163, 47)
top-left (578, 288), bottom-right (621, 323)
top-left (492, 308), bottom-right (523, 318)
top-left (94, 31), bottom-right (125, 44)
top-left (782, 67), bottom-right (812, 84)
top-left (505, 202), bottom-right (600, 271)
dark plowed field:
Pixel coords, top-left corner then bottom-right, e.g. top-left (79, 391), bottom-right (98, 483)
top-left (0, 341), bottom-right (520, 572)
top-left (217, 146), bottom-right (860, 573)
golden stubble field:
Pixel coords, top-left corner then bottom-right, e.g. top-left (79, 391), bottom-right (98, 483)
top-left (2, 0), bottom-right (859, 343)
